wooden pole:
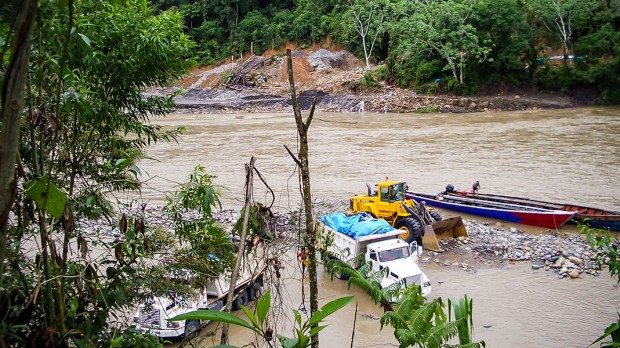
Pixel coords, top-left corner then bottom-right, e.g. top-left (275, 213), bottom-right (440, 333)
top-left (220, 156), bottom-right (256, 345)
top-left (350, 302), bottom-right (358, 348)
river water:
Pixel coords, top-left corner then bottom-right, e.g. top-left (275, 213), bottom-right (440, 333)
top-left (136, 107), bottom-right (620, 347)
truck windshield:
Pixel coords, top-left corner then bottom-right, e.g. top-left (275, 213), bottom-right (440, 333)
top-left (379, 246), bottom-right (410, 262)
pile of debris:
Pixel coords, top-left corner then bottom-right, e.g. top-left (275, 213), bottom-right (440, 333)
top-left (166, 47), bottom-right (575, 114)
top-left (175, 48), bottom-right (365, 95)
top-left (225, 55), bottom-right (277, 89)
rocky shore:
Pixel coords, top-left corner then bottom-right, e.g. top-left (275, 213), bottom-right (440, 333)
top-left (84, 197), bottom-right (607, 282)
top-left (168, 87), bottom-right (577, 115)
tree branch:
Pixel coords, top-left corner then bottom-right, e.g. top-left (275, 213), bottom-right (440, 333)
top-left (283, 144), bottom-right (301, 167)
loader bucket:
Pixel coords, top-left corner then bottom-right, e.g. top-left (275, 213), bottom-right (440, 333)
top-left (421, 217), bottom-right (468, 252)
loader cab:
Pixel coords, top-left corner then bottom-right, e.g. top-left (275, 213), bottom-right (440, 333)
top-left (379, 182), bottom-right (408, 203)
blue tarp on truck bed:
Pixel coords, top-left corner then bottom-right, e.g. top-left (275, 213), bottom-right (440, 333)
top-left (319, 213), bottom-right (395, 240)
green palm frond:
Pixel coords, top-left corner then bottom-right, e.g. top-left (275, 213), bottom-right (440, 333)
top-left (366, 264), bottom-right (390, 283)
top-left (380, 311), bottom-right (409, 331)
top-left (382, 297), bottom-right (442, 341)
top-left (325, 255), bottom-right (359, 277)
top-left (382, 284), bottom-right (408, 307)
top-left (393, 328), bottom-right (420, 348)
top-left (407, 298), bottom-right (443, 330)
top-left (347, 275), bottom-right (383, 298)
top-left (326, 257), bottom-right (394, 306)
top-left (422, 320), bottom-right (461, 348)
top-left (393, 285), bottom-right (425, 316)
top-left (382, 293), bottom-right (485, 348)
top-left (449, 295), bottom-right (474, 344)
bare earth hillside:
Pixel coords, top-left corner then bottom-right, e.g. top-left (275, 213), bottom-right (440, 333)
top-left (150, 47), bottom-right (578, 114)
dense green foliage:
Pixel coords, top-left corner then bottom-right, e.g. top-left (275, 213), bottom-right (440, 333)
top-left (381, 294), bottom-right (485, 348)
top-left (581, 224), bottom-right (620, 347)
top-left (1, 0), bottom-right (619, 344)
top-left (152, 0), bottom-right (620, 101)
top-left (0, 0), bottom-right (239, 346)
top-left (323, 254), bottom-right (484, 347)
top-left (171, 290), bottom-right (354, 348)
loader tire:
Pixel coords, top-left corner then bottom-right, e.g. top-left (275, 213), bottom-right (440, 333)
top-left (429, 210), bottom-right (442, 222)
top-left (395, 217), bottom-right (423, 245)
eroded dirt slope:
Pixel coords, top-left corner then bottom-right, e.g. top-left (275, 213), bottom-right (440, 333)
top-left (160, 47), bottom-right (577, 114)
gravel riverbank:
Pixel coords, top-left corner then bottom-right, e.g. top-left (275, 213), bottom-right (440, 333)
top-left (85, 198), bottom-right (607, 282)
top-left (168, 87), bottom-right (577, 114)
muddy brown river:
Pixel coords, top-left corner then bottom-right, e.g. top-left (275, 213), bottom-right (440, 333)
top-left (135, 107), bottom-right (620, 347)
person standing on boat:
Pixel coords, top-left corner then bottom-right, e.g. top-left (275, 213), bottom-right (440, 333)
top-left (472, 180), bottom-right (480, 194)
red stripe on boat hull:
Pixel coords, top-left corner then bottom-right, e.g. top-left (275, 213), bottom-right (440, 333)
top-left (511, 211), bottom-right (574, 229)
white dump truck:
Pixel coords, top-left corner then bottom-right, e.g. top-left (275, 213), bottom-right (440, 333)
top-left (319, 213), bottom-right (431, 297)
top-left (133, 241), bottom-right (267, 338)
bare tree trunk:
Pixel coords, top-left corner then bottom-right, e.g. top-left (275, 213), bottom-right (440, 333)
top-left (362, 36), bottom-right (370, 70)
top-left (220, 156), bottom-right (256, 345)
top-left (0, 0), bottom-right (38, 286)
top-left (285, 49), bottom-right (319, 348)
top-left (459, 52), bottom-right (464, 84)
top-left (350, 302), bottom-right (358, 348)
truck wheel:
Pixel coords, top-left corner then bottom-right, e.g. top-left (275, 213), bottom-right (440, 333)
top-left (232, 290), bottom-right (249, 310)
top-left (395, 217), bottom-right (423, 245)
top-left (334, 268), bottom-right (350, 280)
top-left (324, 254), bottom-right (349, 280)
top-left (184, 320), bottom-right (201, 337)
top-left (247, 282), bottom-right (263, 302)
top-left (429, 210), bottom-right (442, 222)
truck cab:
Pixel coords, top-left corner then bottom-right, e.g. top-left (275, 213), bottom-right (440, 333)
top-left (133, 241), bottom-right (267, 338)
top-left (134, 287), bottom-right (225, 338)
top-left (366, 239), bottom-right (431, 297)
top-left (319, 214), bottom-right (432, 300)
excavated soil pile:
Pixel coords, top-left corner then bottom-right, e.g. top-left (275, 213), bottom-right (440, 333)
top-left (163, 48), bottom-right (578, 114)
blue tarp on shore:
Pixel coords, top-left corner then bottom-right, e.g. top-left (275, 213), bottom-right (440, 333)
top-left (319, 213), bottom-right (395, 240)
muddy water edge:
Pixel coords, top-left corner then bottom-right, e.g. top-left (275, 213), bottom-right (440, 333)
top-left (134, 107), bottom-right (620, 348)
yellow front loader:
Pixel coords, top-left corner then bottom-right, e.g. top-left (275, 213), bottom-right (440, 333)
top-left (349, 181), bottom-right (468, 252)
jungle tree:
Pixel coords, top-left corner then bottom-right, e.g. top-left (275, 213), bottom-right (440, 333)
top-left (0, 0), bottom-right (226, 345)
top-left (469, 0), bottom-right (531, 84)
top-left (528, 0), bottom-right (598, 64)
top-left (0, 0), bottom-right (37, 291)
top-left (346, 0), bottom-right (387, 69)
top-left (392, 0), bottom-right (493, 88)
top-left (582, 224), bottom-right (620, 347)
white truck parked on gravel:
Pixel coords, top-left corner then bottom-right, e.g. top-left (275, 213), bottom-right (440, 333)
top-left (133, 241), bottom-right (267, 338)
top-left (319, 213), bottom-right (431, 297)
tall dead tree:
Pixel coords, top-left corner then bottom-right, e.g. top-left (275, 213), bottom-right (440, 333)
top-left (0, 0), bottom-right (38, 286)
top-left (348, 0), bottom-right (385, 70)
top-left (284, 49), bottom-right (320, 348)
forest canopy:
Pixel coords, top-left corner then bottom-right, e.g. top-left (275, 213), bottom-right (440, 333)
top-left (152, 0), bottom-right (620, 102)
